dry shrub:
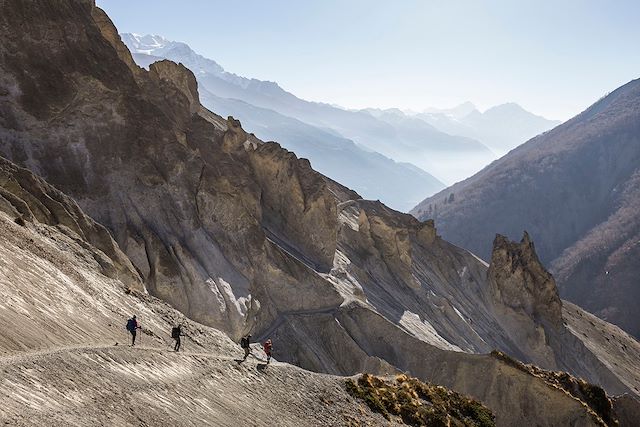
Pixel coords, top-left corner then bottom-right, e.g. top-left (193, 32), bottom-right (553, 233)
top-left (345, 373), bottom-right (495, 427)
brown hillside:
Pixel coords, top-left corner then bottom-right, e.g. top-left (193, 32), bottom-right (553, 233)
top-left (413, 78), bottom-right (640, 338)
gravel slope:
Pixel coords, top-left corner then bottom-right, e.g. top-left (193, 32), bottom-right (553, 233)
top-left (0, 346), bottom-right (398, 427)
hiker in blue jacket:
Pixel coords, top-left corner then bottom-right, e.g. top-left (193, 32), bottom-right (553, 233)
top-left (126, 315), bottom-right (141, 346)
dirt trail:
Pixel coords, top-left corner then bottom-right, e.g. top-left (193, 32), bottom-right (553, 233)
top-left (0, 345), bottom-right (397, 427)
top-left (0, 344), bottom-right (237, 367)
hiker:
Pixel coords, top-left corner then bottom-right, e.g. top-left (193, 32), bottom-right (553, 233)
top-left (126, 315), bottom-right (141, 346)
top-left (171, 324), bottom-right (183, 352)
top-left (263, 338), bottom-right (273, 364)
top-left (239, 334), bottom-right (252, 362)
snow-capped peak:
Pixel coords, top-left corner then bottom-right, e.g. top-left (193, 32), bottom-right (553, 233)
top-left (120, 33), bottom-right (225, 75)
top-left (121, 33), bottom-right (171, 55)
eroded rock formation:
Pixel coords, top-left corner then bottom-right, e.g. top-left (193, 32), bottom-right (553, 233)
top-left (489, 232), bottom-right (562, 325)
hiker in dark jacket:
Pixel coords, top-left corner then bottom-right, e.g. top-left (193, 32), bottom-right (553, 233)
top-left (239, 334), bottom-right (252, 362)
top-left (171, 324), bottom-right (182, 352)
top-left (263, 339), bottom-right (273, 364)
top-left (126, 315), bottom-right (140, 346)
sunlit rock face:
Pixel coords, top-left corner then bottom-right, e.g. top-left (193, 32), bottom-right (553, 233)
top-left (487, 232), bottom-right (564, 368)
top-left (489, 232), bottom-right (563, 326)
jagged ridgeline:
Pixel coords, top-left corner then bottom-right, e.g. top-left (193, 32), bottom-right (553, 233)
top-left (0, 0), bottom-right (639, 426)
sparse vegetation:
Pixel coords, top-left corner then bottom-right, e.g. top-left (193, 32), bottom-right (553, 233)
top-left (345, 373), bottom-right (495, 427)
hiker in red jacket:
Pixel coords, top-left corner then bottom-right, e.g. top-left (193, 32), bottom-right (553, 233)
top-left (263, 339), bottom-right (273, 364)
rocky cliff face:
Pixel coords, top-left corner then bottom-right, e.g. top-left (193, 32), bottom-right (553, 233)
top-left (0, 156), bottom-right (141, 290)
top-left (485, 232), bottom-right (638, 397)
top-left (487, 232), bottom-right (563, 368)
top-left (488, 232), bottom-right (562, 326)
top-left (1, 0), bottom-right (343, 340)
top-left (1, 1), bottom-right (639, 425)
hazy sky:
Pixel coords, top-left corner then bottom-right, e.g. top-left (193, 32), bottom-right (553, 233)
top-left (98, 0), bottom-right (640, 120)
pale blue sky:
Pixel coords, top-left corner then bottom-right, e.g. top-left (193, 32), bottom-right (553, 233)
top-left (97, 0), bottom-right (640, 120)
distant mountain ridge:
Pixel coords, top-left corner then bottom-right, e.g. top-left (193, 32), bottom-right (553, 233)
top-left (121, 33), bottom-right (446, 211)
top-left (122, 34), bottom-right (495, 183)
top-left (122, 34), bottom-right (560, 190)
top-left (412, 78), bottom-right (640, 338)
top-left (423, 101), bottom-right (478, 119)
top-left (416, 102), bottom-right (562, 155)
top-left (199, 90), bottom-right (443, 209)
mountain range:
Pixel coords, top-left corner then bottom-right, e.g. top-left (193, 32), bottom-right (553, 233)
top-left (121, 33), bottom-right (559, 204)
top-left (0, 2), bottom-right (638, 426)
top-left (121, 33), bottom-right (446, 211)
top-left (412, 78), bottom-right (640, 340)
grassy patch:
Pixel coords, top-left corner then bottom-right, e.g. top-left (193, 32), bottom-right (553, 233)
top-left (345, 373), bottom-right (495, 427)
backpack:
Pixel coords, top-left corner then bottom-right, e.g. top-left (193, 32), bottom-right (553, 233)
top-left (126, 318), bottom-right (136, 331)
top-left (240, 337), bottom-right (249, 349)
top-left (171, 327), bottom-right (180, 339)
